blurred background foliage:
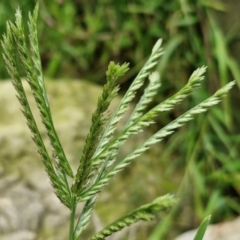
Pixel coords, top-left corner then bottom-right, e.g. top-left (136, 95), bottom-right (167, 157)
top-left (1, 0), bottom-right (240, 239)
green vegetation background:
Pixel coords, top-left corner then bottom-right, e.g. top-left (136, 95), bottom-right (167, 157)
top-left (1, 0), bottom-right (240, 239)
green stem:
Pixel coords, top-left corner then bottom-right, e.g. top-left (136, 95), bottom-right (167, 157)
top-left (69, 195), bottom-right (77, 240)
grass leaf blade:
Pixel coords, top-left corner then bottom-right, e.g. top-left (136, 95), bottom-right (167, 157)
top-left (193, 215), bottom-right (211, 240)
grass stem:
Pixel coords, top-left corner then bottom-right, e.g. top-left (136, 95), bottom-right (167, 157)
top-left (69, 195), bottom-right (77, 240)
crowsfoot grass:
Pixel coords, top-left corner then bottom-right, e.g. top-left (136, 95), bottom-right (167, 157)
top-left (1, 5), bottom-right (235, 240)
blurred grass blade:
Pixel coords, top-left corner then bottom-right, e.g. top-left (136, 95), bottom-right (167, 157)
top-left (193, 215), bottom-right (211, 240)
top-left (156, 35), bottom-right (183, 73)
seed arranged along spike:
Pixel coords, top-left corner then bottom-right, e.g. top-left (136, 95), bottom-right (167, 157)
top-left (1, 5), bottom-right (235, 240)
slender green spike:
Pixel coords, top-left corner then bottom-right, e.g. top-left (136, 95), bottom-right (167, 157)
top-left (74, 196), bottom-right (97, 239)
top-left (28, 5), bottom-right (73, 178)
top-left (125, 71), bottom-right (161, 129)
top-left (90, 194), bottom-right (176, 240)
top-left (89, 66), bottom-right (207, 175)
top-left (95, 72), bottom-right (161, 177)
top-left (85, 42), bottom-right (164, 183)
top-left (28, 3), bottom-right (49, 107)
top-left (10, 6), bottom-right (73, 178)
top-left (92, 39), bottom-right (164, 160)
top-left (72, 62), bottom-right (129, 194)
top-left (1, 22), bottom-right (71, 208)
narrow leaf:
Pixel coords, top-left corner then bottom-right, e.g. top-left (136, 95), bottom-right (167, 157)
top-left (79, 81), bottom-right (235, 201)
top-left (193, 215), bottom-right (211, 240)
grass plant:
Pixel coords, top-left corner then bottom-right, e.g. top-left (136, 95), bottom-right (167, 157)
top-left (1, 5), bottom-right (236, 240)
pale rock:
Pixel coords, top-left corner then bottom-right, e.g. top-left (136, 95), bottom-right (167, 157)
top-left (0, 230), bottom-right (36, 240)
top-left (175, 217), bottom-right (240, 240)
